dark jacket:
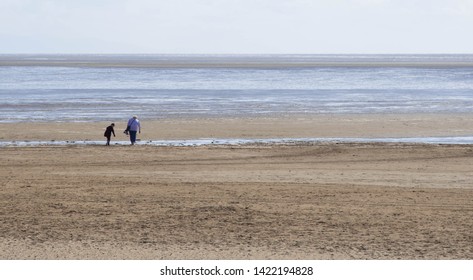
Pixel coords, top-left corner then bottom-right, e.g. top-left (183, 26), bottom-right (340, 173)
top-left (104, 125), bottom-right (116, 137)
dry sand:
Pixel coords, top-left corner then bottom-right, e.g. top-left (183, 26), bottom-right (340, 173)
top-left (1, 114), bottom-right (472, 259)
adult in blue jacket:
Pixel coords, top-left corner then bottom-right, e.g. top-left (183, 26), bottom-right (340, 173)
top-left (125, 115), bottom-right (141, 145)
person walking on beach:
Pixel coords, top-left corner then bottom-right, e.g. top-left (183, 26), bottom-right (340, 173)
top-left (125, 115), bottom-right (141, 145)
top-left (104, 123), bottom-right (116, 146)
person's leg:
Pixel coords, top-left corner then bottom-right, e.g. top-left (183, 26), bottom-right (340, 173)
top-left (129, 131), bottom-right (137, 144)
top-left (106, 136), bottom-right (111, 145)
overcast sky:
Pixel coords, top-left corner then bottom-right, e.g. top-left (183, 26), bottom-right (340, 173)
top-left (1, 0), bottom-right (473, 54)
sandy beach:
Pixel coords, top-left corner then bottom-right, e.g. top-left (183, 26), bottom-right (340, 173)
top-left (1, 114), bottom-right (473, 259)
top-left (3, 113), bottom-right (473, 141)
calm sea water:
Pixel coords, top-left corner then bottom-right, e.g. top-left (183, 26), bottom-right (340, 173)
top-left (1, 54), bottom-right (473, 123)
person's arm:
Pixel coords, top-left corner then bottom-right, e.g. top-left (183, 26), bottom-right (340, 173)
top-left (112, 127), bottom-right (116, 137)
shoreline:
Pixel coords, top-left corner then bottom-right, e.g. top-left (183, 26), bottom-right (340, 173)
top-left (3, 136), bottom-right (473, 147)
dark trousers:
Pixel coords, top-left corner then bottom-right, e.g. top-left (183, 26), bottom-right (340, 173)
top-left (105, 136), bottom-right (111, 145)
top-left (129, 131), bottom-right (137, 144)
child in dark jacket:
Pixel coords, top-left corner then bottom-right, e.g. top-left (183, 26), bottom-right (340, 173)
top-left (104, 123), bottom-right (116, 146)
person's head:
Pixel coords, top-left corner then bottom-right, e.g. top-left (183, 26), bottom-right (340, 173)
top-left (132, 115), bottom-right (137, 119)
top-left (111, 123), bottom-right (115, 127)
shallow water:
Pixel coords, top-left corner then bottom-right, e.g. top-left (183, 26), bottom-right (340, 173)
top-left (1, 54), bottom-right (473, 122)
top-left (2, 135), bottom-right (473, 147)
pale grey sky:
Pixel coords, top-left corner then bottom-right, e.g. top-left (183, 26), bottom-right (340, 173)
top-left (1, 0), bottom-right (473, 54)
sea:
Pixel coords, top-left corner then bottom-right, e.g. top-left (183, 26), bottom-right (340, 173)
top-left (1, 54), bottom-right (473, 145)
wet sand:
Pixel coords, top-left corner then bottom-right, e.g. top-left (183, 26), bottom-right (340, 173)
top-left (2, 54), bottom-right (473, 68)
top-left (1, 114), bottom-right (472, 259)
top-left (2, 113), bottom-right (473, 142)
